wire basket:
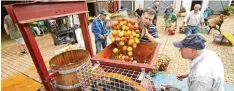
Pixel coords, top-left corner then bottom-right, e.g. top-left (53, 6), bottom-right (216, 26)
top-left (77, 64), bottom-right (156, 91)
top-left (155, 54), bottom-right (171, 72)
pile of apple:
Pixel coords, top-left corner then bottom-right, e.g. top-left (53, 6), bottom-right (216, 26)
top-left (110, 17), bottom-right (141, 63)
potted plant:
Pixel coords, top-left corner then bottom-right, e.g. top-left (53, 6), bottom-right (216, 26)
top-left (178, 7), bottom-right (186, 17)
top-left (222, 6), bottom-right (234, 16)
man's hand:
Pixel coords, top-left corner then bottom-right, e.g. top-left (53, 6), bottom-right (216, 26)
top-left (99, 34), bottom-right (105, 39)
top-left (145, 28), bottom-right (151, 37)
top-left (144, 28), bottom-right (159, 43)
top-left (104, 34), bottom-right (108, 38)
top-left (176, 74), bottom-right (189, 81)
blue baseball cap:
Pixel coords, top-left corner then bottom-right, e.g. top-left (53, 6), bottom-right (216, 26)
top-left (173, 34), bottom-right (206, 50)
top-left (99, 10), bottom-right (108, 15)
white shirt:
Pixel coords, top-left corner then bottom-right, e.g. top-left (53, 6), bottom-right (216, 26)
top-left (188, 49), bottom-right (224, 91)
top-left (184, 11), bottom-right (204, 26)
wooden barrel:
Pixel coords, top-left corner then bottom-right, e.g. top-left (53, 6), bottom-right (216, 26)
top-left (49, 49), bottom-right (91, 91)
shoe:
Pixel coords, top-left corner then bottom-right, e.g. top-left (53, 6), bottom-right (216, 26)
top-left (20, 51), bottom-right (28, 55)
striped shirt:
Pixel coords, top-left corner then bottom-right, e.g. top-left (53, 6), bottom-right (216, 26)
top-left (140, 24), bottom-right (159, 42)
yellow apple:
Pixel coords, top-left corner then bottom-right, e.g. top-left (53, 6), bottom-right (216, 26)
top-left (127, 46), bottom-right (132, 52)
top-left (113, 48), bottom-right (119, 54)
top-left (128, 51), bottom-right (133, 56)
top-left (128, 39), bottom-right (135, 45)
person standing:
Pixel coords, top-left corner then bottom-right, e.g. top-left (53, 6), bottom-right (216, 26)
top-left (135, 4), bottom-right (144, 17)
top-left (173, 34), bottom-right (224, 91)
top-left (4, 15), bottom-right (27, 55)
top-left (92, 10), bottom-right (108, 54)
top-left (183, 4), bottom-right (204, 36)
top-left (164, 4), bottom-right (174, 31)
top-left (68, 15), bottom-right (85, 48)
top-left (204, 7), bottom-right (212, 26)
top-left (152, 1), bottom-right (159, 26)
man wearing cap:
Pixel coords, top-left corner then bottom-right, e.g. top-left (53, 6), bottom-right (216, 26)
top-left (173, 34), bottom-right (224, 91)
top-left (183, 4), bottom-right (204, 35)
top-left (92, 10), bottom-right (109, 54)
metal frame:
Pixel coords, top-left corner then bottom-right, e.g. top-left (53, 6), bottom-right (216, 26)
top-left (4, 1), bottom-right (93, 91)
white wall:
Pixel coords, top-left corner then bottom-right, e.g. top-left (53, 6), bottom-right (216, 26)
top-left (134, 0), bottom-right (144, 10)
top-left (174, 0), bottom-right (182, 13)
top-left (182, 0), bottom-right (192, 15)
top-left (201, 0), bottom-right (210, 12)
top-left (228, 0), bottom-right (232, 6)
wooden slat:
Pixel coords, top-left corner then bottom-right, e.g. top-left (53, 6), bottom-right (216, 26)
top-left (1, 73), bottom-right (42, 91)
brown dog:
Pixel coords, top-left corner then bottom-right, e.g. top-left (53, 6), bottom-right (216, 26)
top-left (207, 14), bottom-right (226, 34)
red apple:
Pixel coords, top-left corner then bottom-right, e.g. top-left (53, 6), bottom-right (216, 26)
top-left (124, 56), bottom-right (129, 61)
top-left (129, 25), bottom-right (134, 31)
top-left (134, 23), bottom-right (139, 30)
top-left (115, 25), bottom-right (120, 30)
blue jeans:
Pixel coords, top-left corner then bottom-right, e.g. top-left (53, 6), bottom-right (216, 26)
top-left (95, 39), bottom-right (107, 54)
top-left (185, 26), bottom-right (199, 36)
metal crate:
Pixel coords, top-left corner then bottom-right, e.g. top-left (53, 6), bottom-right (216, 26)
top-left (77, 63), bottom-right (156, 91)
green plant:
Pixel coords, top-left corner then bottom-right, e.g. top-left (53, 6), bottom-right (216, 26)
top-left (210, 9), bottom-right (214, 14)
top-left (180, 7), bottom-right (186, 13)
top-left (223, 6), bottom-right (234, 15)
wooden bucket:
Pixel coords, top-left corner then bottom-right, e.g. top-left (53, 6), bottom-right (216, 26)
top-left (49, 49), bottom-right (91, 91)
